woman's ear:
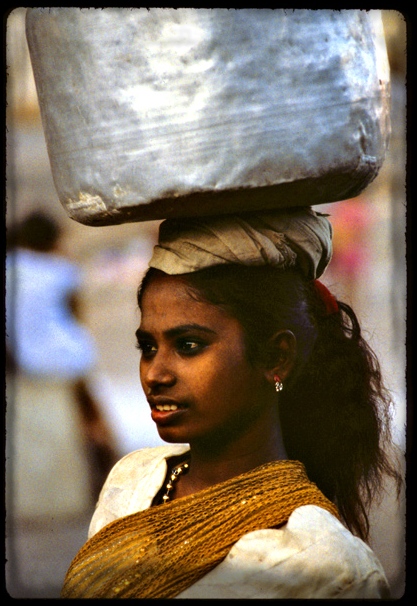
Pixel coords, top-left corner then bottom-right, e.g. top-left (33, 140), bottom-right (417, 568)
top-left (264, 330), bottom-right (297, 384)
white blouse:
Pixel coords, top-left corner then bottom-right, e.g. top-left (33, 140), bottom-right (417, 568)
top-left (88, 445), bottom-right (390, 599)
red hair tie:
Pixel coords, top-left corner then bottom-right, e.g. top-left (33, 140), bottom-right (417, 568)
top-left (313, 280), bottom-right (339, 316)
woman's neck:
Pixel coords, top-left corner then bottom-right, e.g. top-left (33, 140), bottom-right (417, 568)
top-left (173, 417), bottom-right (288, 500)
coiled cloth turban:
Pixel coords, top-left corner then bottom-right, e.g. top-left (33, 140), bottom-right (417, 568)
top-left (149, 207), bottom-right (332, 280)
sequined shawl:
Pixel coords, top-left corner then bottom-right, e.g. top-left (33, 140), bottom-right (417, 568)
top-left (61, 459), bottom-right (339, 599)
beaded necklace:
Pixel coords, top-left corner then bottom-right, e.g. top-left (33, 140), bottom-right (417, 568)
top-left (161, 460), bottom-right (190, 503)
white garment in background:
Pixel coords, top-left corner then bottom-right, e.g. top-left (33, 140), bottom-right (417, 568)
top-left (6, 248), bottom-right (96, 379)
top-left (89, 445), bottom-right (390, 599)
top-left (6, 374), bottom-right (93, 518)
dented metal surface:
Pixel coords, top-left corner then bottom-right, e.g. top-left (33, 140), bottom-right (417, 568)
top-left (26, 8), bottom-right (390, 225)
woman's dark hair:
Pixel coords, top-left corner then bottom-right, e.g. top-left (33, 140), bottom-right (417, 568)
top-left (138, 265), bottom-right (402, 541)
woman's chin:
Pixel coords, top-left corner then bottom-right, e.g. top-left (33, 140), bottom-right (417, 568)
top-left (156, 427), bottom-right (190, 445)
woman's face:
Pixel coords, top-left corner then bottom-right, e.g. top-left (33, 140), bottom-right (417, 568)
top-left (137, 273), bottom-right (275, 447)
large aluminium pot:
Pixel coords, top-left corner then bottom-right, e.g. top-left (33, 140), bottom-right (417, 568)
top-left (26, 8), bottom-right (390, 226)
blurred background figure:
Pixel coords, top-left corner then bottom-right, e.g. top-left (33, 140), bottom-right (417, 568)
top-left (6, 211), bottom-right (96, 379)
top-left (5, 211), bottom-right (119, 596)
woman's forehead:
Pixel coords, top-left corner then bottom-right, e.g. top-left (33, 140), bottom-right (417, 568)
top-left (139, 274), bottom-right (239, 332)
top-left (141, 273), bottom-right (196, 304)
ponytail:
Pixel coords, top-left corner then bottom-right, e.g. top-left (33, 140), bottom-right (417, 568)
top-left (280, 287), bottom-right (402, 540)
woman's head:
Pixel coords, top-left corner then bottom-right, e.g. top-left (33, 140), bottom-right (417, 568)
top-left (136, 208), bottom-right (331, 453)
top-left (137, 268), bottom-right (296, 453)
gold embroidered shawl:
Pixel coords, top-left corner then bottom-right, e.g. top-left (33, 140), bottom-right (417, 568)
top-left (61, 460), bottom-right (339, 599)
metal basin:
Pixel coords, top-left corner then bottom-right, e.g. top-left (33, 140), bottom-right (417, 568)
top-left (26, 8), bottom-right (390, 225)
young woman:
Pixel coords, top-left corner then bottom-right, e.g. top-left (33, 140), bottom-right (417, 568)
top-left (61, 207), bottom-right (401, 599)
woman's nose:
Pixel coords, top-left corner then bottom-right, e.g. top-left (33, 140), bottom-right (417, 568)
top-left (141, 353), bottom-right (176, 390)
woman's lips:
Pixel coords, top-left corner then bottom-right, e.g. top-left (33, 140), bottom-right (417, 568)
top-left (148, 397), bottom-right (187, 426)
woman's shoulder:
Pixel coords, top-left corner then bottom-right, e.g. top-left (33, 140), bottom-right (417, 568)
top-left (276, 504), bottom-right (385, 569)
top-left (177, 505), bottom-right (390, 599)
top-left (242, 505), bottom-right (389, 596)
top-left (88, 444), bottom-right (189, 538)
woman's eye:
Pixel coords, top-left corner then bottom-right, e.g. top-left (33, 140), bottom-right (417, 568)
top-left (177, 339), bottom-right (204, 355)
top-left (136, 340), bottom-right (157, 357)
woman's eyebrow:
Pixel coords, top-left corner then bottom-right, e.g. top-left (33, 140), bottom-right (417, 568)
top-left (136, 324), bottom-right (217, 341)
top-left (165, 324), bottom-right (217, 338)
